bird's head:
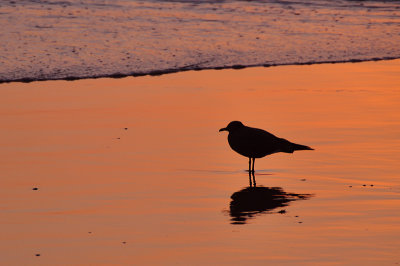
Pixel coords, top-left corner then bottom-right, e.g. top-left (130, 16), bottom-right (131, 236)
top-left (219, 121), bottom-right (244, 133)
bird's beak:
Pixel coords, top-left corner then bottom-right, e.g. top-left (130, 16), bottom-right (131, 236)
top-left (219, 127), bottom-right (227, 132)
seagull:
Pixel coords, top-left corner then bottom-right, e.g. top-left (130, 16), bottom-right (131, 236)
top-left (219, 121), bottom-right (313, 173)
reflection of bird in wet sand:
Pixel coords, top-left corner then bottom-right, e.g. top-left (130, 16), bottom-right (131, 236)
top-left (229, 185), bottom-right (312, 224)
top-left (219, 121), bottom-right (314, 173)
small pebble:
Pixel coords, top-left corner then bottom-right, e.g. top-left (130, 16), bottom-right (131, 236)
top-left (295, 215), bottom-right (299, 217)
top-left (362, 184), bottom-right (366, 187)
top-left (278, 209), bottom-right (286, 214)
top-left (88, 232), bottom-right (92, 234)
top-left (124, 128), bottom-right (128, 130)
top-left (300, 179), bottom-right (306, 181)
top-left (349, 185), bottom-right (352, 188)
top-left (35, 254), bottom-right (40, 257)
top-left (370, 184), bottom-right (374, 187)
top-left (116, 137), bottom-right (120, 139)
top-left (32, 187), bottom-right (38, 190)
top-left (122, 241), bottom-right (126, 244)
top-left (298, 221), bottom-right (303, 224)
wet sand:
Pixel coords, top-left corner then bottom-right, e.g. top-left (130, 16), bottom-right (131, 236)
top-left (0, 60), bottom-right (400, 265)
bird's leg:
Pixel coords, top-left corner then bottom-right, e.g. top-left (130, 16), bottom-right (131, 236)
top-left (251, 158), bottom-right (256, 186)
top-left (248, 171), bottom-right (253, 187)
top-left (248, 157), bottom-right (253, 187)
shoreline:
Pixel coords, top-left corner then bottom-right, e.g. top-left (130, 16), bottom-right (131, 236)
top-left (1, 56), bottom-right (399, 84)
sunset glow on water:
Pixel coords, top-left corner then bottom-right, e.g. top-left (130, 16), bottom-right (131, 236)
top-left (0, 60), bottom-right (399, 264)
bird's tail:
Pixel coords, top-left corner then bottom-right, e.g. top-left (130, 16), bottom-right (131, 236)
top-left (280, 138), bottom-right (314, 153)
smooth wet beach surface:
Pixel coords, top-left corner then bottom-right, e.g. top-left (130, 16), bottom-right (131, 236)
top-left (0, 60), bottom-right (400, 265)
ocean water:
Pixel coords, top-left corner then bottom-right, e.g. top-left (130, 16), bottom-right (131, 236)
top-left (0, 0), bottom-right (400, 82)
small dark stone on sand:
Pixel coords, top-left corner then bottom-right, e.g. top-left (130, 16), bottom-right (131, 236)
top-left (370, 184), bottom-right (374, 187)
top-left (278, 209), bottom-right (286, 214)
top-left (116, 137), bottom-right (120, 139)
top-left (124, 128), bottom-right (128, 130)
top-left (122, 241), bottom-right (126, 244)
top-left (295, 215), bottom-right (299, 217)
top-left (300, 179), bottom-right (306, 181)
top-left (32, 187), bottom-right (38, 190)
top-left (363, 184), bottom-right (366, 187)
top-left (88, 232), bottom-right (92, 234)
top-left (35, 254), bottom-right (40, 257)
top-left (349, 185), bottom-right (352, 188)
top-left (298, 221), bottom-right (303, 224)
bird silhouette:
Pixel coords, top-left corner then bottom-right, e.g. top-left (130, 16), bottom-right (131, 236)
top-left (219, 121), bottom-right (313, 172)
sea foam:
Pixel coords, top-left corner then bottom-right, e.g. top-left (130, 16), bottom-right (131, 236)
top-left (0, 0), bottom-right (400, 82)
